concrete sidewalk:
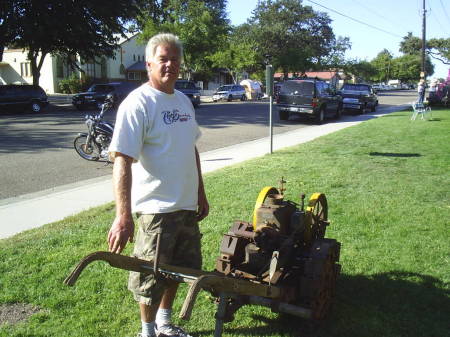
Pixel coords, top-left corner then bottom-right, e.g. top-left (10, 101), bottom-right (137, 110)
top-left (0, 106), bottom-right (406, 239)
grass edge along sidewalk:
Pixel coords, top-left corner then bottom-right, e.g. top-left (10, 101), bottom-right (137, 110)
top-left (0, 108), bottom-right (449, 337)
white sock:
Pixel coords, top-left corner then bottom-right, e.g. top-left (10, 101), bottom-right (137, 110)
top-left (155, 308), bottom-right (172, 328)
top-left (141, 320), bottom-right (155, 337)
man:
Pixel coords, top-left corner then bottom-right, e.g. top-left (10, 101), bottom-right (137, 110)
top-left (417, 79), bottom-right (426, 103)
top-left (107, 33), bottom-right (209, 337)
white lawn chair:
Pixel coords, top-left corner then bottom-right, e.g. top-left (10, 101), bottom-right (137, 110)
top-left (411, 102), bottom-right (432, 120)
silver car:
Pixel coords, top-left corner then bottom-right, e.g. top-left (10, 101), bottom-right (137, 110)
top-left (212, 84), bottom-right (247, 102)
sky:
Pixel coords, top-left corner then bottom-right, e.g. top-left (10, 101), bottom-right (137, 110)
top-left (226, 0), bottom-right (450, 79)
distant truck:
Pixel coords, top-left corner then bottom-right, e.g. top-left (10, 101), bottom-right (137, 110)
top-left (340, 83), bottom-right (378, 113)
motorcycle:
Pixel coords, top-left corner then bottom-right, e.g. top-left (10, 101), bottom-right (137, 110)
top-left (73, 94), bottom-right (114, 162)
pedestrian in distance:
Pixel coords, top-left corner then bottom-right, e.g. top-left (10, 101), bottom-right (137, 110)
top-left (417, 79), bottom-right (426, 103)
top-left (107, 33), bottom-right (209, 337)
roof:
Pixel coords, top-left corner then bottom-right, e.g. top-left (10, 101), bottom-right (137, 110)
top-left (126, 61), bottom-right (146, 72)
top-left (274, 71), bottom-right (341, 80)
top-left (117, 32), bottom-right (140, 45)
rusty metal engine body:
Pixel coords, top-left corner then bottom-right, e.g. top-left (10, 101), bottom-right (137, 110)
top-left (215, 184), bottom-right (341, 320)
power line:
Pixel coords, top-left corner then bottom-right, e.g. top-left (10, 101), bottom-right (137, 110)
top-left (305, 0), bottom-right (404, 38)
top-left (439, 0), bottom-right (450, 27)
top-left (350, 0), bottom-right (408, 31)
top-left (430, 7), bottom-right (447, 32)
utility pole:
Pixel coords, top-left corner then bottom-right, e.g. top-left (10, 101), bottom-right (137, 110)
top-left (421, 0), bottom-right (426, 80)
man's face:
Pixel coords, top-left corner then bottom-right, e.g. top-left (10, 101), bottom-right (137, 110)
top-left (147, 44), bottom-right (181, 92)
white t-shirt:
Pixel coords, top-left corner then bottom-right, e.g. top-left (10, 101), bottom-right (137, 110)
top-left (109, 84), bottom-right (201, 214)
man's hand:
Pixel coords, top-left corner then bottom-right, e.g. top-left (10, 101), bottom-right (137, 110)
top-left (108, 214), bottom-right (134, 254)
top-left (196, 188), bottom-right (209, 221)
top-left (108, 153), bottom-right (134, 254)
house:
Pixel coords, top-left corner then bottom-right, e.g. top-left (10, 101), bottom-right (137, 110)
top-left (274, 70), bottom-right (345, 87)
top-left (0, 33), bottom-right (241, 93)
top-left (0, 34), bottom-right (148, 93)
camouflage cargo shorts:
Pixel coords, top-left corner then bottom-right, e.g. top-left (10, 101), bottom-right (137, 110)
top-left (128, 210), bottom-right (202, 305)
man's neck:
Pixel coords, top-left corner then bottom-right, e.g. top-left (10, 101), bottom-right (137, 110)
top-left (148, 80), bottom-right (175, 94)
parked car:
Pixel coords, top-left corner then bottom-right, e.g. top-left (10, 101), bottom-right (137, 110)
top-left (175, 80), bottom-right (201, 107)
top-left (340, 83), bottom-right (378, 113)
top-left (212, 84), bottom-right (246, 102)
top-left (0, 84), bottom-right (49, 113)
top-left (72, 82), bottom-right (138, 110)
top-left (276, 79), bottom-right (342, 123)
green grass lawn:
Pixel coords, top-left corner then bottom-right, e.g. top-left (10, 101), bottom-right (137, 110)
top-left (1, 108), bottom-right (449, 337)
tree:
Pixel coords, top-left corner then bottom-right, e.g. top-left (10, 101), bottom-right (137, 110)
top-left (400, 32), bottom-right (447, 69)
top-left (370, 49), bottom-right (394, 83)
top-left (391, 54), bottom-right (433, 83)
top-left (399, 32), bottom-right (422, 55)
top-left (343, 59), bottom-right (376, 82)
top-left (207, 24), bottom-right (258, 84)
top-left (247, 0), bottom-right (343, 76)
top-left (428, 38), bottom-right (450, 65)
top-left (3, 0), bottom-right (144, 86)
top-left (0, 0), bottom-right (20, 61)
top-left (139, 0), bottom-right (229, 80)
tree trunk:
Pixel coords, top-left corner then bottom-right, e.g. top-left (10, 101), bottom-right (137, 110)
top-left (28, 49), bottom-right (47, 86)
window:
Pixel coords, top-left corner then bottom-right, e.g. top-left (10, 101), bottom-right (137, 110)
top-left (86, 62), bottom-right (95, 78)
top-left (128, 72), bottom-right (141, 81)
top-left (100, 58), bottom-right (107, 79)
top-left (20, 62), bottom-right (31, 77)
top-left (56, 57), bottom-right (64, 78)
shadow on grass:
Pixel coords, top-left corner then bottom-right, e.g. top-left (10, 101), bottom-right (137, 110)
top-left (369, 152), bottom-right (422, 158)
top-left (194, 271), bottom-right (449, 337)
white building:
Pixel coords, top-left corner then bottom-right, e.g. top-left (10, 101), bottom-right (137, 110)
top-left (0, 33), bottom-right (237, 93)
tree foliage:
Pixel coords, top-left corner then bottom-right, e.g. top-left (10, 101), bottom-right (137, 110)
top-left (400, 32), bottom-right (449, 67)
top-left (247, 0), bottom-right (343, 76)
top-left (369, 47), bottom-right (433, 83)
top-left (207, 24), bottom-right (258, 84)
top-left (342, 59), bottom-right (376, 82)
top-left (428, 38), bottom-right (450, 65)
top-left (390, 54), bottom-right (433, 82)
top-left (139, 0), bottom-right (229, 80)
top-left (2, 0), bottom-right (143, 85)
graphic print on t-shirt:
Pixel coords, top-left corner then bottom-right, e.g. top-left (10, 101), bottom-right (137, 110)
top-left (162, 109), bottom-right (193, 125)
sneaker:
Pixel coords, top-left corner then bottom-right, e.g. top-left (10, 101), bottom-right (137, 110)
top-left (136, 333), bottom-right (156, 337)
top-left (155, 323), bottom-right (193, 337)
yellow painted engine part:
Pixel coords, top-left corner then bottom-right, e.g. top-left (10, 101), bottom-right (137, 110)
top-left (304, 192), bottom-right (328, 243)
top-left (252, 186), bottom-right (280, 230)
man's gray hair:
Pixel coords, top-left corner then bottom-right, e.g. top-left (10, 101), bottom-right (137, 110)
top-left (145, 33), bottom-right (183, 62)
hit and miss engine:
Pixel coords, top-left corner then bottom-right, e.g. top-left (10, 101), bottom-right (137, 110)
top-left (215, 180), bottom-right (341, 320)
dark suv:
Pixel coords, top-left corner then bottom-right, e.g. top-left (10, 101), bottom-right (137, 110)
top-left (72, 82), bottom-right (138, 110)
top-left (276, 79), bottom-right (342, 123)
top-left (340, 83), bottom-right (378, 113)
top-left (0, 84), bottom-right (49, 113)
top-left (175, 80), bottom-right (201, 107)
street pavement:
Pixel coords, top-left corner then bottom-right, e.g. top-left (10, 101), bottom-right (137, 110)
top-left (0, 104), bottom-right (408, 239)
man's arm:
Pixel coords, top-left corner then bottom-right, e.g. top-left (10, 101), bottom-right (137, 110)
top-left (195, 147), bottom-right (209, 221)
top-left (108, 153), bottom-right (135, 254)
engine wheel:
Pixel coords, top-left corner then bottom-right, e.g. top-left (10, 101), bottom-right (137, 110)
top-left (240, 94), bottom-right (247, 101)
top-left (297, 239), bottom-right (341, 320)
top-left (227, 95), bottom-right (233, 102)
top-left (74, 135), bottom-right (100, 161)
top-left (304, 193), bottom-right (328, 243)
top-left (252, 186), bottom-right (281, 229)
